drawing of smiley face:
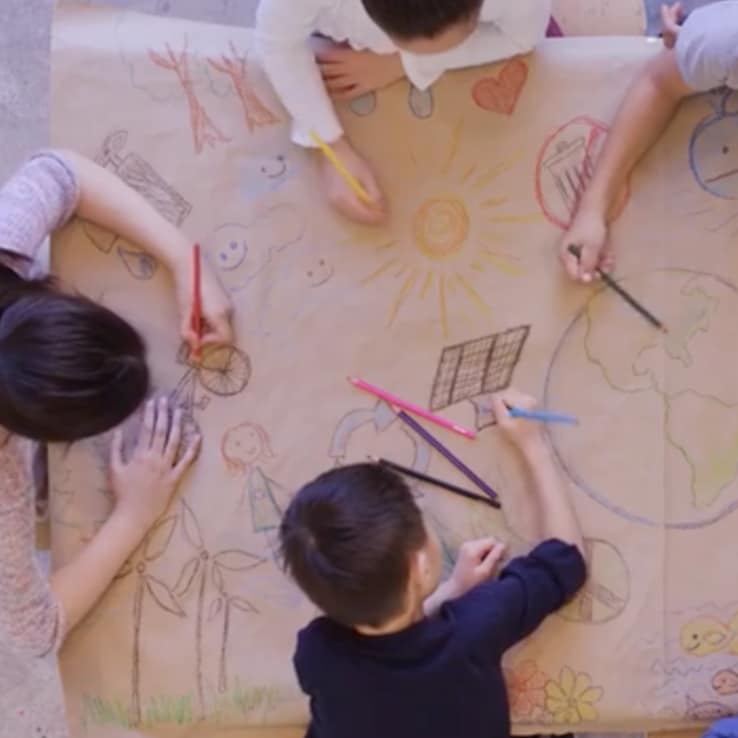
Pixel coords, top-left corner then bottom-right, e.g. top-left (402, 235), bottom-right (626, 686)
top-left (240, 154), bottom-right (298, 202)
top-left (224, 425), bottom-right (266, 466)
top-left (306, 257), bottom-right (334, 287)
top-left (217, 238), bottom-right (248, 271)
top-left (713, 669), bottom-right (738, 696)
top-left (690, 110), bottom-right (738, 199)
top-left (260, 154), bottom-right (288, 180)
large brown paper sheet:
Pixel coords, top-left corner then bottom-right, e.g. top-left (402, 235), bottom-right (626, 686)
top-left (50, 6), bottom-right (738, 737)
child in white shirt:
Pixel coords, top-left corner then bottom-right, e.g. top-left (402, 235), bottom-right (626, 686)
top-left (257, 0), bottom-right (551, 225)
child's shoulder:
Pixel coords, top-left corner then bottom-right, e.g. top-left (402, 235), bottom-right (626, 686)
top-left (295, 616), bottom-right (348, 672)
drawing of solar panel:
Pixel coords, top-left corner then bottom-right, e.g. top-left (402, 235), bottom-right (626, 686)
top-left (429, 325), bottom-right (530, 413)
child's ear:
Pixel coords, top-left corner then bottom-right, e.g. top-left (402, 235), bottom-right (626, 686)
top-left (414, 548), bottom-right (434, 588)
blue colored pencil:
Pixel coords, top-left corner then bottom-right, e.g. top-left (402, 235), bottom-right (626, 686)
top-left (393, 408), bottom-right (500, 507)
top-left (508, 406), bottom-right (579, 426)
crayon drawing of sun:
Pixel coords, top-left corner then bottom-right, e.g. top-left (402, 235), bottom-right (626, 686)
top-left (351, 121), bottom-right (540, 336)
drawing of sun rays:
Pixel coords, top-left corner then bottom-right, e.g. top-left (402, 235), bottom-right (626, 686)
top-left (352, 120), bottom-right (541, 336)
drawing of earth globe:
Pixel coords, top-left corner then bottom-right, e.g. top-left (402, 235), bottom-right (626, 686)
top-left (544, 269), bottom-right (738, 529)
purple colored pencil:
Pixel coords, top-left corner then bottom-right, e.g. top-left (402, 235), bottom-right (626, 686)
top-left (393, 409), bottom-right (500, 506)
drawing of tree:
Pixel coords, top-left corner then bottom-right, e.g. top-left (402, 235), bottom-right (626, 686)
top-left (114, 515), bottom-right (185, 726)
top-left (208, 42), bottom-right (280, 133)
top-left (148, 40), bottom-right (230, 154)
top-left (173, 500), bottom-right (265, 715)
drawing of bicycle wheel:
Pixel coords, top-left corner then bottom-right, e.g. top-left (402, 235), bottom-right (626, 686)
top-left (197, 345), bottom-right (252, 396)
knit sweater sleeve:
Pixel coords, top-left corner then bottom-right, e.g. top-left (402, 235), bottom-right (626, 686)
top-left (0, 150), bottom-right (80, 275)
top-left (0, 435), bottom-right (64, 657)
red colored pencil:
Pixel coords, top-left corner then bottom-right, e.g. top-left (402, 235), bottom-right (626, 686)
top-left (191, 243), bottom-right (203, 361)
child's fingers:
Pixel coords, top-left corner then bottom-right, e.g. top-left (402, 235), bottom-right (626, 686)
top-left (479, 542), bottom-right (507, 576)
top-left (139, 398), bottom-right (157, 452)
top-left (200, 308), bottom-right (233, 346)
top-left (325, 76), bottom-right (354, 93)
top-left (152, 397), bottom-right (171, 455)
top-left (316, 48), bottom-right (348, 64)
top-left (502, 387), bottom-right (537, 410)
top-left (164, 408), bottom-right (184, 466)
top-left (171, 430), bottom-right (201, 479)
top-left (462, 537), bottom-right (499, 560)
top-left (489, 394), bottom-right (512, 423)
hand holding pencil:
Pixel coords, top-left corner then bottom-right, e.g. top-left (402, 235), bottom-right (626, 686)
top-left (177, 243), bottom-right (234, 355)
top-left (313, 133), bottom-right (387, 225)
top-left (489, 389), bottom-right (545, 454)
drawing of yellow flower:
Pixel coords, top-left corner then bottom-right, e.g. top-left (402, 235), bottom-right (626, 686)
top-left (544, 667), bottom-right (604, 725)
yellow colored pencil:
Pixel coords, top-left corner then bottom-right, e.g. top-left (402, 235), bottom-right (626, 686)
top-left (310, 130), bottom-right (374, 205)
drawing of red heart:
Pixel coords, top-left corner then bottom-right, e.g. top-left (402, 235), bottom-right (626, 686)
top-left (472, 59), bottom-right (528, 115)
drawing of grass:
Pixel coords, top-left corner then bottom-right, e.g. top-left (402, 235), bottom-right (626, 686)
top-left (212, 679), bottom-right (281, 723)
top-left (83, 693), bottom-right (193, 728)
top-left (143, 695), bottom-right (194, 725)
top-left (83, 695), bottom-right (131, 728)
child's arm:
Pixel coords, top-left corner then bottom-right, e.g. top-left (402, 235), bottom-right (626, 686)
top-left (60, 150), bottom-right (233, 347)
top-left (490, 390), bottom-right (584, 555)
top-left (558, 50), bottom-right (692, 282)
top-left (50, 398), bottom-right (199, 636)
top-left (433, 389), bottom-right (586, 651)
top-left (256, 2), bottom-right (386, 225)
top-left (256, 0), bottom-right (343, 149)
top-left (558, 2), bottom-right (738, 282)
top-left (401, 0), bottom-right (550, 90)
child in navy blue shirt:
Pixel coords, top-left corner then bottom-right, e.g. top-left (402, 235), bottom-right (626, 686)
top-left (280, 389), bottom-right (587, 738)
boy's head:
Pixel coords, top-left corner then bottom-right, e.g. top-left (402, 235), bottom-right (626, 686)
top-left (280, 463), bottom-right (442, 629)
top-left (0, 276), bottom-right (149, 442)
top-left (361, 0), bottom-right (483, 55)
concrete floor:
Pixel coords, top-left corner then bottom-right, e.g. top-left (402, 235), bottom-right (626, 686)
top-left (0, 0), bottom-right (259, 181)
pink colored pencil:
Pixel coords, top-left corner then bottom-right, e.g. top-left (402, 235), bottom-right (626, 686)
top-left (348, 376), bottom-right (477, 440)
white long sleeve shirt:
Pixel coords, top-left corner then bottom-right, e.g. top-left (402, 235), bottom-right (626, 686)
top-left (256, 0), bottom-right (551, 146)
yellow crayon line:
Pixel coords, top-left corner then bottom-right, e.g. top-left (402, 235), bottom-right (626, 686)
top-left (310, 130), bottom-right (373, 205)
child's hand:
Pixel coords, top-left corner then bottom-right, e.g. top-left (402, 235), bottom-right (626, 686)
top-left (317, 47), bottom-right (405, 100)
top-left (558, 209), bottom-right (611, 282)
top-left (320, 138), bottom-right (387, 225)
top-left (448, 538), bottom-right (507, 598)
top-left (110, 397), bottom-right (200, 528)
top-left (489, 389), bottom-right (545, 454)
top-left (176, 255), bottom-right (234, 351)
top-left (661, 3), bottom-right (683, 50)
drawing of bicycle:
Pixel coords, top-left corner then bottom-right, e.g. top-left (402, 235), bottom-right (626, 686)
top-left (171, 343), bottom-right (252, 415)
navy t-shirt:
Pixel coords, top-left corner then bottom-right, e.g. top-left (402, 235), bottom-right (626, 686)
top-left (294, 539), bottom-right (586, 738)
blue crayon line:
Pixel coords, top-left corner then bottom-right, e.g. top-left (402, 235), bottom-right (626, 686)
top-left (508, 406), bottom-right (579, 426)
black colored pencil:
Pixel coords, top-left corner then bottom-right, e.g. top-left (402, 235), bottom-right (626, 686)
top-left (567, 244), bottom-right (668, 333)
top-left (376, 457), bottom-right (501, 509)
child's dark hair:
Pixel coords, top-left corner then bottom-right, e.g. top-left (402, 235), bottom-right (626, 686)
top-left (360, 0), bottom-right (483, 40)
top-left (0, 263), bottom-right (149, 442)
top-left (280, 463), bottom-right (427, 628)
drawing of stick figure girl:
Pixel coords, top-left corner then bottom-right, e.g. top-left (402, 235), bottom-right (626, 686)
top-left (221, 422), bottom-right (307, 608)
top-left (221, 422), bottom-right (284, 533)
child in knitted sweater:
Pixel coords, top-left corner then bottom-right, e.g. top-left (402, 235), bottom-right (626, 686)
top-left (0, 150), bottom-right (232, 738)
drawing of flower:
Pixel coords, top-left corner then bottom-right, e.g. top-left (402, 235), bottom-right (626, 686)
top-left (504, 661), bottom-right (547, 719)
top-left (544, 667), bottom-right (603, 724)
